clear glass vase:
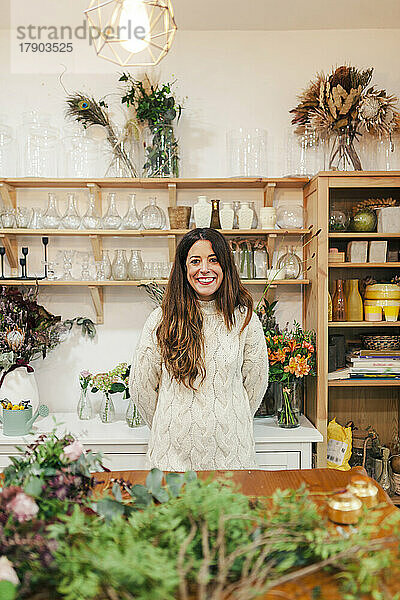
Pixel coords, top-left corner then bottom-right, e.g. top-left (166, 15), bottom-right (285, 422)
top-left (125, 399), bottom-right (144, 427)
top-left (63, 128), bottom-right (101, 178)
top-left (128, 249), bottom-right (144, 280)
top-left (143, 124), bottom-right (179, 178)
top-left (102, 193), bottom-right (122, 229)
top-left (226, 128), bottom-right (267, 176)
top-left (102, 249), bottom-right (112, 280)
top-left (82, 193), bottom-right (101, 229)
top-left (112, 249), bottom-right (128, 280)
top-left (122, 193), bottom-right (141, 229)
top-left (62, 193), bottom-right (81, 229)
top-left (140, 197), bottom-right (166, 230)
top-left (277, 246), bottom-right (302, 279)
top-left (105, 135), bottom-right (138, 178)
top-left (276, 380), bottom-right (301, 428)
top-left (99, 392), bottom-right (115, 423)
top-left (77, 387), bottom-right (93, 420)
top-left (42, 192), bottom-right (61, 229)
top-left (328, 126), bottom-right (362, 171)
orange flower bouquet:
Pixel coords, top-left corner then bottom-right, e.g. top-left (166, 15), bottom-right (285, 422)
top-left (266, 322), bottom-right (316, 428)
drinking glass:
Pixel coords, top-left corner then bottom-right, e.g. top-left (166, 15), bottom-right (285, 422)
top-left (16, 207), bottom-right (32, 228)
top-left (0, 208), bottom-right (16, 228)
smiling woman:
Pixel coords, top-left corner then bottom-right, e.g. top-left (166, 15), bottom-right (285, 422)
top-left (129, 228), bottom-right (269, 471)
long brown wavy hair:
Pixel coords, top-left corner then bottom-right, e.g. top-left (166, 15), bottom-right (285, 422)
top-left (156, 228), bottom-right (253, 390)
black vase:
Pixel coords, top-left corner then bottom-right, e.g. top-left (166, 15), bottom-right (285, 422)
top-left (255, 382), bottom-right (277, 418)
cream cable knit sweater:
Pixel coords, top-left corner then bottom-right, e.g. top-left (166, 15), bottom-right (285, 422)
top-left (129, 300), bottom-right (269, 471)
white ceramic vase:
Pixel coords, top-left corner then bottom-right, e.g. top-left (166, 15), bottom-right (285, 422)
top-left (193, 196), bottom-right (212, 228)
top-left (220, 202), bottom-right (234, 229)
top-left (0, 368), bottom-right (39, 411)
top-left (238, 202), bottom-right (253, 229)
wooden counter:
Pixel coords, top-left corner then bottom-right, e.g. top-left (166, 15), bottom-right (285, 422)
top-left (93, 466), bottom-right (399, 600)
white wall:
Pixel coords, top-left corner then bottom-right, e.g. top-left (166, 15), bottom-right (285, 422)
top-left (1, 24), bottom-right (400, 411)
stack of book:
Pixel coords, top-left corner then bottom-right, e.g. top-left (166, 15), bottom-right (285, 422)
top-left (348, 350), bottom-right (400, 380)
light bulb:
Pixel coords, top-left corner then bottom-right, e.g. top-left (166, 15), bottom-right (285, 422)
top-left (118, 0), bottom-right (150, 54)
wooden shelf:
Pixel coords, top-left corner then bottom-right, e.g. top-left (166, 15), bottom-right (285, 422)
top-left (329, 380), bottom-right (400, 387)
top-left (329, 233), bottom-right (400, 239)
top-left (0, 228), bottom-right (311, 237)
top-left (328, 321), bottom-right (400, 327)
top-left (0, 177), bottom-right (309, 190)
top-left (329, 262), bottom-right (400, 268)
top-left (0, 279), bottom-right (310, 286)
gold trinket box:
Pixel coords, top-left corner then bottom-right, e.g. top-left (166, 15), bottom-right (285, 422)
top-left (327, 491), bottom-right (363, 525)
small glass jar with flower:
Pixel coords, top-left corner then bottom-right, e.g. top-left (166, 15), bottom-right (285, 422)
top-left (77, 370), bottom-right (93, 420)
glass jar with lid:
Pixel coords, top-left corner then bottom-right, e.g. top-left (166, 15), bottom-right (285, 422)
top-left (17, 111), bottom-right (59, 177)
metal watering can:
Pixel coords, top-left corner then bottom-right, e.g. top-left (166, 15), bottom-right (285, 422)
top-left (0, 405), bottom-right (49, 436)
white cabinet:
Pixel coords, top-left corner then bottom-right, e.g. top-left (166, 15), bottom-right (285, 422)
top-left (0, 413), bottom-right (323, 472)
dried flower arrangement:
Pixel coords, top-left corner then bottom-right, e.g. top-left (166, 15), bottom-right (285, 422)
top-left (290, 65), bottom-right (400, 170)
top-left (0, 433), bottom-right (399, 600)
top-left (0, 286), bottom-right (96, 389)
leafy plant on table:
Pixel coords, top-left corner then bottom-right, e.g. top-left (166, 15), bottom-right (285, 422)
top-left (2, 429), bottom-right (104, 519)
top-left (120, 73), bottom-right (182, 177)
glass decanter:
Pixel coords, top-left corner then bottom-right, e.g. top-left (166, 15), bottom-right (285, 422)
top-left (277, 246), bottom-right (302, 279)
top-left (122, 193), bottom-right (141, 229)
top-left (102, 249), bottom-right (112, 280)
top-left (82, 193), bottom-right (101, 229)
top-left (140, 196), bottom-right (166, 230)
top-left (128, 249), bottom-right (144, 280)
top-left (112, 249), bottom-right (128, 280)
top-left (42, 192), bottom-right (61, 229)
top-left (62, 193), bottom-right (81, 229)
top-left (102, 193), bottom-right (122, 229)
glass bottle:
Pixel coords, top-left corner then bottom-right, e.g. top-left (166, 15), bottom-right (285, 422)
top-left (140, 197), bottom-right (166, 230)
top-left (328, 291), bottom-right (333, 322)
top-left (346, 279), bottom-right (363, 322)
top-left (249, 201), bottom-right (258, 229)
top-left (210, 199), bottom-right (222, 229)
top-left (42, 192), bottom-right (61, 229)
top-left (193, 195), bottom-right (212, 228)
top-left (378, 447), bottom-right (392, 494)
top-left (77, 388), bottom-right (93, 420)
top-left (277, 246), bottom-right (302, 279)
top-left (82, 193), bottom-right (101, 229)
top-left (128, 249), bottom-right (144, 280)
top-left (238, 202), bottom-right (253, 229)
top-left (276, 380), bottom-right (301, 428)
top-left (122, 193), bottom-right (141, 229)
top-left (125, 399), bottom-right (144, 428)
top-left (62, 193), bottom-right (81, 229)
top-left (332, 279), bottom-right (346, 321)
top-left (220, 202), bottom-right (234, 229)
top-left (102, 250), bottom-right (112, 280)
top-left (99, 392), bottom-right (115, 423)
top-left (102, 193), bottom-right (122, 229)
top-left (112, 249), bottom-right (128, 280)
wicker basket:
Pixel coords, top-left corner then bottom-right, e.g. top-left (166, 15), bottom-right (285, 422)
top-left (391, 472), bottom-right (400, 495)
top-left (361, 335), bottom-right (400, 351)
top-left (168, 206), bottom-right (192, 229)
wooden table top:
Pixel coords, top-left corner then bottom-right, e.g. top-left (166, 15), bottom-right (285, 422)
top-left (93, 466), bottom-right (399, 600)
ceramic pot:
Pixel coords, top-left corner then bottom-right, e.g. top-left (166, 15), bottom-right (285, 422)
top-left (0, 368), bottom-right (39, 412)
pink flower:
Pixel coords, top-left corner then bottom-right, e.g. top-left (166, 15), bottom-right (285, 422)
top-left (62, 440), bottom-right (85, 461)
top-left (80, 370), bottom-right (91, 378)
top-left (8, 492), bottom-right (39, 523)
top-left (0, 556), bottom-right (19, 585)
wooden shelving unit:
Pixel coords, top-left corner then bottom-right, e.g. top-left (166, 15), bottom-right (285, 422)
top-left (0, 177), bottom-right (311, 325)
top-left (303, 171), bottom-right (400, 467)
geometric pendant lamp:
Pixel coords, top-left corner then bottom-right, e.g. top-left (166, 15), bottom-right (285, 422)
top-left (84, 0), bottom-right (177, 67)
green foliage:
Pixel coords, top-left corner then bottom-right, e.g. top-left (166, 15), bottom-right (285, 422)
top-left (119, 73), bottom-right (182, 127)
top-left (0, 581), bottom-right (17, 600)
